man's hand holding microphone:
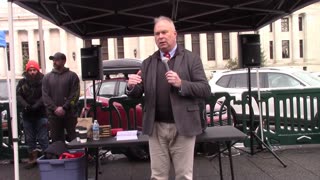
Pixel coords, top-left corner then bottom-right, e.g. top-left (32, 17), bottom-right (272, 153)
top-left (162, 56), bottom-right (182, 88)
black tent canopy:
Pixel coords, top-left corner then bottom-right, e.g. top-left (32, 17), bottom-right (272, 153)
top-left (11, 0), bottom-right (320, 39)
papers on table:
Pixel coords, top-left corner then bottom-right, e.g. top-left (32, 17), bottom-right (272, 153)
top-left (116, 130), bottom-right (138, 141)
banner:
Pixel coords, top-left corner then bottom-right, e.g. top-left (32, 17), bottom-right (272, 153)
top-left (0, 30), bottom-right (6, 47)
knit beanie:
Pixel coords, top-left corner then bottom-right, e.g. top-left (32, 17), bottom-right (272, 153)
top-left (25, 60), bottom-right (40, 72)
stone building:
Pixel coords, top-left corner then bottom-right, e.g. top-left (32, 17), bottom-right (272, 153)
top-left (259, 2), bottom-right (320, 71)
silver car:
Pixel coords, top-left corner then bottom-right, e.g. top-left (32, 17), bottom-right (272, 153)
top-left (209, 67), bottom-right (320, 127)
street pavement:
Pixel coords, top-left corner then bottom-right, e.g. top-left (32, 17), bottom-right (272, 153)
top-left (1, 144), bottom-right (320, 180)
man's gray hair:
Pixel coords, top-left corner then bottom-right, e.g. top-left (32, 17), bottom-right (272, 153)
top-left (154, 16), bottom-right (176, 31)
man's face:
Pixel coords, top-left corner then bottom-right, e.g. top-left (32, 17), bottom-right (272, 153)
top-left (53, 58), bottom-right (66, 70)
top-left (27, 68), bottom-right (38, 78)
top-left (154, 20), bottom-right (177, 52)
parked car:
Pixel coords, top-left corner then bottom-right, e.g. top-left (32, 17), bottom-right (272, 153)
top-left (209, 67), bottom-right (320, 128)
top-left (80, 59), bottom-right (143, 130)
top-left (311, 71), bottom-right (320, 78)
top-left (209, 67), bottom-right (320, 92)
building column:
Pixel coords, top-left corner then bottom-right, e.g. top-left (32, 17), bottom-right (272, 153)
top-left (215, 33), bottom-right (223, 68)
top-left (273, 20), bottom-right (282, 64)
top-left (138, 37), bottom-right (143, 59)
top-left (199, 33), bottom-right (208, 66)
top-left (28, 29), bottom-right (36, 60)
top-left (124, 37), bottom-right (138, 58)
top-left (291, 14), bottom-right (299, 63)
top-left (59, 30), bottom-right (69, 67)
top-left (14, 30), bottom-right (23, 76)
top-left (59, 29), bottom-right (67, 53)
top-left (304, 13), bottom-right (310, 62)
top-left (75, 37), bottom-right (83, 75)
top-left (184, 34), bottom-right (192, 51)
top-left (138, 37), bottom-right (146, 59)
top-left (108, 38), bottom-right (115, 59)
top-left (138, 36), bottom-right (156, 59)
top-left (43, 29), bottom-right (52, 73)
top-left (229, 32), bottom-right (238, 60)
top-left (304, 12), bottom-right (318, 63)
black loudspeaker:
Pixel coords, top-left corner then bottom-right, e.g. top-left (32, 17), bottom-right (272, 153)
top-left (238, 34), bottom-right (261, 68)
top-left (81, 46), bottom-right (103, 80)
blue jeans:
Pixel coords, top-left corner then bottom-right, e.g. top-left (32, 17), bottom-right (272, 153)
top-left (23, 117), bottom-right (49, 152)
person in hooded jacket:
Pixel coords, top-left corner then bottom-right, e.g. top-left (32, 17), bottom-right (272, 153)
top-left (16, 60), bottom-right (48, 169)
top-left (42, 52), bottom-right (80, 143)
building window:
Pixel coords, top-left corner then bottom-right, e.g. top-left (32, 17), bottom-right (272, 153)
top-left (191, 34), bottom-right (200, 56)
top-left (22, 41), bottom-right (29, 58)
top-left (222, 32), bottom-right (230, 60)
top-left (282, 40), bottom-right (290, 58)
top-left (298, 16), bottom-right (303, 31)
top-left (269, 41), bottom-right (273, 59)
top-left (281, 18), bottom-right (289, 32)
top-left (207, 33), bottom-right (215, 61)
top-left (299, 40), bottom-right (303, 58)
top-left (117, 37), bottom-right (124, 58)
top-left (22, 41), bottom-right (29, 70)
top-left (100, 38), bottom-right (109, 60)
top-left (6, 43), bottom-right (10, 70)
top-left (36, 41), bottom-right (45, 67)
top-left (269, 24), bottom-right (273, 32)
top-left (177, 34), bottom-right (185, 48)
top-left (37, 41), bottom-right (40, 64)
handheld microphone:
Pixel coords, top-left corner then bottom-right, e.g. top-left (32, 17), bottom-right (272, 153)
top-left (161, 57), bottom-right (170, 72)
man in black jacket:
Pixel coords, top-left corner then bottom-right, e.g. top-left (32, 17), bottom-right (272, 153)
top-left (42, 52), bottom-right (80, 142)
top-left (17, 60), bottom-right (48, 169)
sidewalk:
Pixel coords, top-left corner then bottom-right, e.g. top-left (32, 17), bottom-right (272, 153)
top-left (1, 144), bottom-right (320, 180)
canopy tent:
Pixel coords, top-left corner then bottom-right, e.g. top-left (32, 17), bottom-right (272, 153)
top-left (6, 0), bottom-right (320, 180)
top-left (10, 0), bottom-right (320, 39)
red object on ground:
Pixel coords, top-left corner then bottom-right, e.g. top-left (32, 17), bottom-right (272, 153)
top-left (59, 152), bottom-right (84, 159)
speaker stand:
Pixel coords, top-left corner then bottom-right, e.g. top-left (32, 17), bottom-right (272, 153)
top-left (246, 67), bottom-right (287, 167)
top-left (92, 79), bottom-right (97, 120)
top-left (91, 79), bottom-right (100, 180)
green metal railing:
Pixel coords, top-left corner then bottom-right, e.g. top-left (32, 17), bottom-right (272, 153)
top-left (0, 103), bottom-right (28, 159)
top-left (0, 102), bottom-right (13, 159)
top-left (239, 88), bottom-right (320, 146)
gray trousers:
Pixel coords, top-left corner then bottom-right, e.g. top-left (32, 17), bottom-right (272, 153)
top-left (49, 115), bottom-right (77, 142)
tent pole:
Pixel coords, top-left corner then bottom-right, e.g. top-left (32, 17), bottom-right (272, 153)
top-left (8, 2), bottom-right (20, 180)
top-left (38, 16), bottom-right (46, 73)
